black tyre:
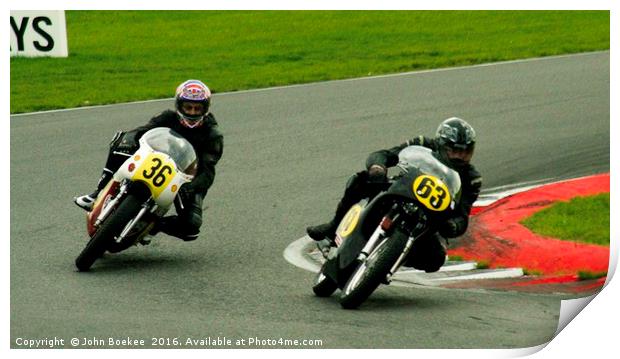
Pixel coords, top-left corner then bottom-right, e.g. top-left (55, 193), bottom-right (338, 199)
top-left (312, 263), bottom-right (338, 297)
top-left (339, 229), bottom-right (409, 309)
top-left (75, 193), bottom-right (143, 271)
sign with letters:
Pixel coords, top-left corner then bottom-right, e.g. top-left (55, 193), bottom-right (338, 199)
top-left (10, 10), bottom-right (68, 57)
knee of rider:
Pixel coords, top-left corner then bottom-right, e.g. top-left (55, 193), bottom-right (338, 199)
top-left (108, 131), bottom-right (124, 148)
top-left (425, 253), bottom-right (447, 272)
top-left (182, 211), bottom-right (203, 234)
top-left (410, 236), bottom-right (446, 260)
top-left (424, 263), bottom-right (443, 273)
top-left (405, 252), bottom-right (443, 272)
top-left (427, 239), bottom-right (448, 267)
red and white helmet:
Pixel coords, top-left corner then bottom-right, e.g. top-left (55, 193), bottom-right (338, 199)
top-left (175, 79), bottom-right (212, 128)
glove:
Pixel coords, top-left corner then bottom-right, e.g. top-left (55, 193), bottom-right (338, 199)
top-left (367, 164), bottom-right (387, 183)
top-left (116, 131), bottom-right (139, 152)
top-left (439, 218), bottom-right (461, 238)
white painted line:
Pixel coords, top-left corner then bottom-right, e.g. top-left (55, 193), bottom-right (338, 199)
top-left (10, 97), bottom-right (175, 117)
top-left (212, 51), bottom-right (609, 97)
top-left (473, 173), bottom-right (606, 208)
top-left (284, 236), bottom-right (524, 287)
top-left (283, 236), bottom-right (321, 273)
top-left (475, 179), bottom-right (556, 207)
top-left (392, 268), bottom-right (524, 286)
top-left (391, 273), bottom-right (441, 287)
top-left (11, 50), bottom-right (609, 117)
top-left (399, 262), bottom-right (478, 273)
top-left (480, 178), bottom-right (556, 194)
top-left (431, 268), bottom-right (525, 282)
top-left (475, 185), bottom-right (545, 206)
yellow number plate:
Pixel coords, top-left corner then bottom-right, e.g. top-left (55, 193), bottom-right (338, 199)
top-left (336, 204), bottom-right (363, 237)
top-left (133, 153), bottom-right (177, 197)
top-left (413, 175), bottom-right (451, 212)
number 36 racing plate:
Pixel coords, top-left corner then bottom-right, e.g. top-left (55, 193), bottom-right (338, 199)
top-left (133, 153), bottom-right (177, 197)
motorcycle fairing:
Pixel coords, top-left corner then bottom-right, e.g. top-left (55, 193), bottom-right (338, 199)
top-left (332, 191), bottom-right (415, 280)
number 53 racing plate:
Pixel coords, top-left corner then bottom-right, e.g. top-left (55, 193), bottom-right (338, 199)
top-left (133, 153), bottom-right (177, 198)
top-left (413, 175), bottom-right (451, 212)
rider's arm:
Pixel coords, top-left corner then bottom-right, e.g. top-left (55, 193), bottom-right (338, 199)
top-left (113, 112), bottom-right (170, 151)
top-left (131, 111), bottom-right (170, 138)
top-left (184, 130), bottom-right (224, 197)
top-left (408, 135), bottom-right (436, 150)
top-left (441, 167), bottom-right (483, 238)
top-left (365, 142), bottom-right (408, 170)
top-left (459, 168), bottom-right (483, 217)
top-left (364, 136), bottom-right (436, 170)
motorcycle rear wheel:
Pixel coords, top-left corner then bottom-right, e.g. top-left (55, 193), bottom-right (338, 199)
top-left (339, 228), bottom-right (409, 309)
top-left (75, 193), bottom-right (143, 272)
top-left (312, 262), bottom-right (338, 297)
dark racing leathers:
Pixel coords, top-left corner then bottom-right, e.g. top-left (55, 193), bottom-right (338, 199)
top-left (98, 110), bottom-right (223, 241)
top-left (309, 136), bottom-right (482, 273)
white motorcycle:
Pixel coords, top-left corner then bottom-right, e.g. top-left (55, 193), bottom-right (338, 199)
top-left (75, 127), bottom-right (197, 271)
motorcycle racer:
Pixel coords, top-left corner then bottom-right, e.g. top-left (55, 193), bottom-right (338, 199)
top-left (74, 79), bottom-right (223, 241)
top-left (306, 117), bottom-right (482, 272)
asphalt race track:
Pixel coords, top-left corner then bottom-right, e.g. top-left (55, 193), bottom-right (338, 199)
top-left (10, 52), bottom-right (609, 349)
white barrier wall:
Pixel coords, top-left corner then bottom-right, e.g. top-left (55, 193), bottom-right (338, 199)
top-left (10, 10), bottom-right (68, 57)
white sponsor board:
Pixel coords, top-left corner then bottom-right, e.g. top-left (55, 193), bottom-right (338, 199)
top-left (10, 10), bottom-right (68, 57)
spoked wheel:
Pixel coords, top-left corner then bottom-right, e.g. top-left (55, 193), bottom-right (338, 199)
top-left (339, 229), bottom-right (409, 309)
top-left (75, 193), bottom-right (142, 272)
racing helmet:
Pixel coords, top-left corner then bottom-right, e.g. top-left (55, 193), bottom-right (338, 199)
top-left (175, 79), bottom-right (212, 128)
top-left (435, 117), bottom-right (476, 169)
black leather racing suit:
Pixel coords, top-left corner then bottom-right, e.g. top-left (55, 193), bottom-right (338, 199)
top-left (103, 110), bottom-right (223, 241)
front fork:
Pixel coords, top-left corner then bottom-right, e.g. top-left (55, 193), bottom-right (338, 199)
top-left (95, 181), bottom-right (130, 227)
top-left (357, 204), bottom-right (403, 260)
top-left (356, 203), bottom-right (428, 284)
top-left (115, 198), bottom-right (156, 244)
top-left (385, 224), bottom-right (429, 283)
top-left (95, 180), bottom-right (157, 244)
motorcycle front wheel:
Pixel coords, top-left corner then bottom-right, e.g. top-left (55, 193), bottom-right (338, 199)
top-left (75, 193), bottom-right (143, 272)
top-left (339, 228), bottom-right (409, 309)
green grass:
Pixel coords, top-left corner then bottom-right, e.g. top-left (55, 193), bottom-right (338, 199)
top-left (523, 268), bottom-right (543, 276)
top-left (577, 271), bottom-right (607, 281)
top-left (521, 193), bottom-right (610, 246)
top-left (475, 260), bottom-right (490, 270)
top-left (10, 10), bottom-right (609, 113)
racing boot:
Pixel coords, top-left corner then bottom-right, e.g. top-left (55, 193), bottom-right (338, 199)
top-left (73, 169), bottom-right (113, 211)
top-left (306, 221), bottom-right (338, 242)
top-left (307, 220), bottom-right (338, 259)
top-left (306, 199), bottom-right (352, 244)
top-left (74, 191), bottom-right (99, 211)
top-left (150, 216), bottom-right (200, 242)
top-left (149, 216), bottom-right (173, 236)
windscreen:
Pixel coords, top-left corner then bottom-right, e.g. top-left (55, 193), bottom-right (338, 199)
top-left (397, 146), bottom-right (462, 201)
top-left (141, 128), bottom-right (197, 173)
